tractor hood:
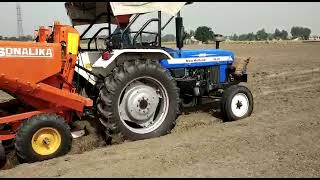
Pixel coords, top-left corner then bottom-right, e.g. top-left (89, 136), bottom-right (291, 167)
top-left (65, 2), bottom-right (187, 26)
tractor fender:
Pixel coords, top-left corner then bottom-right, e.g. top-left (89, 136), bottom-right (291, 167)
top-left (92, 49), bottom-right (173, 74)
top-left (75, 49), bottom-right (173, 86)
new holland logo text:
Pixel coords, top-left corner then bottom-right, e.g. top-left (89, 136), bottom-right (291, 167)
top-left (0, 47), bottom-right (53, 58)
top-left (167, 56), bottom-right (233, 64)
top-left (186, 58), bottom-right (206, 63)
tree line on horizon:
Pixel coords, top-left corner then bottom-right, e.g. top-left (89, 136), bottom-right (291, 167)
top-left (165, 26), bottom-right (312, 43)
top-left (0, 35), bottom-right (33, 41)
top-left (229, 26), bottom-right (311, 41)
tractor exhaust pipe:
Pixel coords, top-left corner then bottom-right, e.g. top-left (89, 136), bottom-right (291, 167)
top-left (214, 34), bottom-right (225, 49)
top-left (175, 11), bottom-right (184, 50)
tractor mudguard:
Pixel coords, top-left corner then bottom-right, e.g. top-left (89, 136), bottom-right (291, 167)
top-left (75, 49), bottom-right (174, 86)
top-left (92, 49), bottom-right (173, 69)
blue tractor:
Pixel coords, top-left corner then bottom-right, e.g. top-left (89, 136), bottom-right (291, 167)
top-left (66, 2), bottom-right (253, 143)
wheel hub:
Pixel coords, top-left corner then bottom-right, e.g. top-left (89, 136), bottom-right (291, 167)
top-left (231, 93), bottom-right (249, 118)
top-left (236, 100), bottom-right (243, 109)
top-left (117, 77), bottom-right (169, 134)
top-left (121, 84), bottom-right (159, 122)
top-left (31, 127), bottom-right (61, 156)
top-left (43, 137), bottom-right (51, 145)
top-left (139, 98), bottom-right (148, 110)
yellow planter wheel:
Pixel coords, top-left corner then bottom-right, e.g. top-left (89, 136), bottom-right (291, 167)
top-left (31, 127), bottom-right (62, 156)
top-left (15, 114), bottom-right (72, 163)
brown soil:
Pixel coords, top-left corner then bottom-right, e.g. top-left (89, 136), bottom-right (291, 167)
top-left (0, 42), bottom-right (320, 177)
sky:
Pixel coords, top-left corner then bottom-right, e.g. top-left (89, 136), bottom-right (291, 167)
top-left (0, 2), bottom-right (320, 37)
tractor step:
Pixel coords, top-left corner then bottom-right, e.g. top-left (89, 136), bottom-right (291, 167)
top-left (211, 98), bottom-right (221, 102)
top-left (71, 129), bottom-right (85, 139)
top-left (211, 109), bottom-right (221, 113)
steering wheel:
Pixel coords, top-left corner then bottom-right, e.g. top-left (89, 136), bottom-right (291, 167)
top-left (140, 41), bottom-right (157, 47)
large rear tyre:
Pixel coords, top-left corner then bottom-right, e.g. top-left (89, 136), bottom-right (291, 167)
top-left (97, 59), bottom-right (180, 143)
top-left (220, 85), bottom-right (253, 121)
top-left (0, 143), bottom-right (6, 168)
top-left (15, 114), bottom-right (72, 163)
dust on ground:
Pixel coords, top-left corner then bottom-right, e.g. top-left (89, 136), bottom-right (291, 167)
top-left (0, 42), bottom-right (320, 177)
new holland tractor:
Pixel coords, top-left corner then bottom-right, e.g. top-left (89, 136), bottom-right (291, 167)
top-left (0, 2), bottom-right (253, 166)
top-left (66, 2), bottom-right (254, 143)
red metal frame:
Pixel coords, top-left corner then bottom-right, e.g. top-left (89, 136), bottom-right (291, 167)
top-left (0, 110), bottom-right (53, 124)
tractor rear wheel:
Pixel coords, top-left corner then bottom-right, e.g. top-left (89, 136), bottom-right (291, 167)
top-left (15, 114), bottom-right (72, 163)
top-left (0, 143), bottom-right (6, 168)
top-left (220, 85), bottom-right (253, 121)
top-left (97, 59), bottom-right (180, 144)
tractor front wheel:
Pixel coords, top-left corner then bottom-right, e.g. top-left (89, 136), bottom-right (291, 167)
top-left (15, 114), bottom-right (72, 163)
top-left (220, 85), bottom-right (253, 121)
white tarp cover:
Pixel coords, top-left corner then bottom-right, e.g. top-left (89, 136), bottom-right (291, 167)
top-left (65, 2), bottom-right (116, 26)
top-left (110, 2), bottom-right (186, 16)
top-left (65, 2), bottom-right (186, 26)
